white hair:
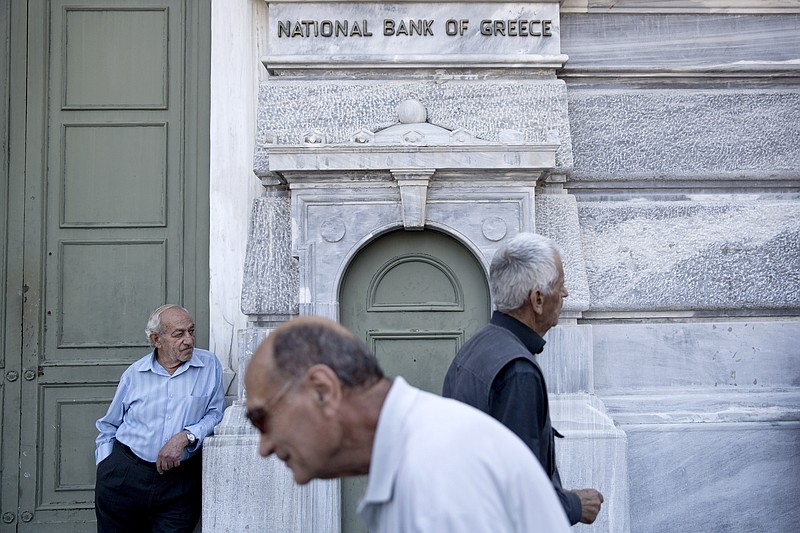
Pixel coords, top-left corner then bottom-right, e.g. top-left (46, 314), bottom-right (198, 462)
top-left (145, 304), bottom-right (190, 345)
top-left (490, 233), bottom-right (562, 313)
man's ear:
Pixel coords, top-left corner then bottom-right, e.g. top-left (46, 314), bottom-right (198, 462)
top-left (149, 333), bottom-right (161, 348)
top-left (306, 364), bottom-right (342, 413)
top-left (529, 289), bottom-right (545, 315)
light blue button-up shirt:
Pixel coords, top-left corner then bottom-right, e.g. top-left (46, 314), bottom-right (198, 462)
top-left (95, 348), bottom-right (224, 464)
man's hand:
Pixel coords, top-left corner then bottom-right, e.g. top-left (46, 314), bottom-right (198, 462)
top-left (573, 488), bottom-right (604, 524)
top-left (156, 432), bottom-right (189, 474)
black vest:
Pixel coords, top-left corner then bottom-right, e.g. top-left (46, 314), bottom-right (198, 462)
top-left (444, 323), bottom-right (560, 480)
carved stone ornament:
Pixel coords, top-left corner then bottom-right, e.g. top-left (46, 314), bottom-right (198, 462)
top-left (265, 99), bottom-right (560, 176)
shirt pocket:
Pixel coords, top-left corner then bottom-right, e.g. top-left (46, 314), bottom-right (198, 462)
top-left (185, 393), bottom-right (212, 424)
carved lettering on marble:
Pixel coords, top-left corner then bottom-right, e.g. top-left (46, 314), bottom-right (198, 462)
top-left (276, 18), bottom-right (553, 39)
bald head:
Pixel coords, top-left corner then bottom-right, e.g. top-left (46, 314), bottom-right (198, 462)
top-left (244, 316), bottom-right (390, 484)
top-left (246, 316), bottom-right (384, 394)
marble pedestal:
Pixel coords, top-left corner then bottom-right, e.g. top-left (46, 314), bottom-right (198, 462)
top-left (202, 404), bottom-right (338, 532)
top-left (543, 325), bottom-right (632, 532)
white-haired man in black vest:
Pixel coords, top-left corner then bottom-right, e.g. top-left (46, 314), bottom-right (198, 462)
top-left (444, 232), bottom-right (604, 526)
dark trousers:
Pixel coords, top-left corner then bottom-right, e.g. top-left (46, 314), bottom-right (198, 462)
top-left (95, 441), bottom-right (202, 533)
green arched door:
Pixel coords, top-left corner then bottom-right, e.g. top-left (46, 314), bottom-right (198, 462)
top-left (339, 228), bottom-right (490, 533)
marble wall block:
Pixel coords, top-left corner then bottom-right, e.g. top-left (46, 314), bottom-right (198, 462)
top-left (593, 321), bottom-right (800, 391)
top-left (561, 13), bottom-right (800, 71)
top-left (567, 88), bottom-right (800, 181)
top-left (540, 324), bottom-right (595, 394)
top-left (254, 79), bottom-right (573, 175)
top-left (619, 421), bottom-right (800, 533)
top-left (240, 193), bottom-right (299, 317)
top-left (577, 199), bottom-right (800, 311)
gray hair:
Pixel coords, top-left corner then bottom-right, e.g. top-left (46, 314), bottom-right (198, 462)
top-left (269, 319), bottom-right (384, 389)
top-left (490, 233), bottom-right (562, 313)
top-left (145, 304), bottom-right (190, 345)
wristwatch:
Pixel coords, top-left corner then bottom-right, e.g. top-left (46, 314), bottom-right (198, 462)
top-left (185, 431), bottom-right (197, 446)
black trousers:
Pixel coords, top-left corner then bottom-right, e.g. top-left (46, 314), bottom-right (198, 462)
top-left (95, 441), bottom-right (202, 533)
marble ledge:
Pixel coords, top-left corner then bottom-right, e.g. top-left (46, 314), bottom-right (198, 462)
top-left (549, 393), bottom-right (622, 434)
top-left (601, 388), bottom-right (800, 425)
top-left (561, 1), bottom-right (800, 14)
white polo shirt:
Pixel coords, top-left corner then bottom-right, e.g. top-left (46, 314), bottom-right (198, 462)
top-left (358, 377), bottom-right (571, 533)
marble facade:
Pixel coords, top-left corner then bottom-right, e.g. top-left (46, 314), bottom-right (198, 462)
top-left (204, 1), bottom-right (800, 531)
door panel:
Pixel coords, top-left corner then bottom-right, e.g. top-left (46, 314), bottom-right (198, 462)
top-left (62, 123), bottom-right (167, 226)
top-left (62, 8), bottom-right (169, 109)
top-left (370, 331), bottom-right (464, 394)
top-left (3, 0), bottom-right (210, 530)
top-left (339, 229), bottom-right (490, 533)
top-left (1, 1), bottom-right (24, 531)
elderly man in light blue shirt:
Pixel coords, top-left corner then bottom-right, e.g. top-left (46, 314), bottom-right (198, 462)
top-left (245, 316), bottom-right (570, 533)
top-left (95, 304), bottom-right (224, 533)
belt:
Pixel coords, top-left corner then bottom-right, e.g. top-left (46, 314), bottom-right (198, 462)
top-left (116, 441), bottom-right (201, 469)
top-left (116, 441), bottom-right (158, 469)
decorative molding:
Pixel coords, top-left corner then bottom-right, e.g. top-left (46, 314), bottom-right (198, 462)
top-left (265, 100), bottom-right (559, 181)
top-left (391, 170), bottom-right (433, 229)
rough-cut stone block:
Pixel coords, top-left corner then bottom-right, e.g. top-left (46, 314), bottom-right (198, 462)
top-left (241, 195), bottom-right (299, 316)
top-left (592, 321), bottom-right (800, 391)
top-left (537, 192), bottom-right (591, 311)
top-left (578, 200), bottom-right (800, 311)
top-left (568, 89), bottom-right (800, 181)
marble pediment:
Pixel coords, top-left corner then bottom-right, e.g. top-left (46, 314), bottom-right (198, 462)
top-left (264, 100), bottom-right (559, 177)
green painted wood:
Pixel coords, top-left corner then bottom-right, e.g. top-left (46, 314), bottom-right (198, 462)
top-left (6, 0), bottom-right (211, 530)
top-left (0, 2), bottom-right (22, 532)
top-left (339, 229), bottom-right (490, 533)
top-left (63, 8), bottom-right (168, 109)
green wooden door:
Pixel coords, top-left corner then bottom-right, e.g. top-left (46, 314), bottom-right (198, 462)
top-left (1, 0), bottom-right (209, 530)
top-left (339, 229), bottom-right (491, 533)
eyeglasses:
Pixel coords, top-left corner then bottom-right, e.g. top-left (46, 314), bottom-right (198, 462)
top-left (246, 375), bottom-right (301, 433)
top-left (264, 376), bottom-right (300, 413)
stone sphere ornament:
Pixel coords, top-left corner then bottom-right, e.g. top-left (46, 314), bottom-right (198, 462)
top-left (397, 99), bottom-right (427, 124)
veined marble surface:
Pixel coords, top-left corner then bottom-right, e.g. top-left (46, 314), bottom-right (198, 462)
top-left (562, 13), bottom-right (800, 71)
top-left (592, 321), bottom-right (800, 390)
top-left (578, 199), bottom-right (800, 311)
top-left (563, 1), bottom-right (800, 14)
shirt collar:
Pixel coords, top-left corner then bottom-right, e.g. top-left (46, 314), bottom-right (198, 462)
top-left (491, 311), bottom-right (546, 355)
top-left (134, 349), bottom-right (204, 376)
top-left (359, 376), bottom-right (416, 508)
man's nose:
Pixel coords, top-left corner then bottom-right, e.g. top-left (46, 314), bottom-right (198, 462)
top-left (563, 285), bottom-right (569, 298)
top-left (258, 433), bottom-right (275, 457)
